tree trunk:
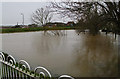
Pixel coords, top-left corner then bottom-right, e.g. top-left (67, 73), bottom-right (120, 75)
top-left (117, 21), bottom-right (120, 34)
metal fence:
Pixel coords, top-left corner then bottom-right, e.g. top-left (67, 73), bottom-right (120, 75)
top-left (0, 52), bottom-right (74, 79)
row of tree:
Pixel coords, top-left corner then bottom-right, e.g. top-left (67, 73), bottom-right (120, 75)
top-left (31, 1), bottom-right (120, 35)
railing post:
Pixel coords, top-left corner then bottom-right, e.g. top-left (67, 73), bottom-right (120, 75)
top-left (0, 52), bottom-right (75, 79)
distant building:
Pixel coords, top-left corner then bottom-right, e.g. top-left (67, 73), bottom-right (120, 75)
top-left (28, 24), bottom-right (38, 28)
top-left (67, 21), bottom-right (75, 27)
top-left (21, 25), bottom-right (29, 28)
top-left (42, 22), bottom-right (66, 27)
top-left (12, 25), bottom-right (23, 28)
top-left (1, 26), bottom-right (12, 29)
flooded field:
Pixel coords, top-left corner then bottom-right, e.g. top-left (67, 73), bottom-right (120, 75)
top-left (1, 30), bottom-right (119, 77)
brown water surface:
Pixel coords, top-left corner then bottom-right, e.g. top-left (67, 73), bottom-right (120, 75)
top-left (1, 30), bottom-right (118, 77)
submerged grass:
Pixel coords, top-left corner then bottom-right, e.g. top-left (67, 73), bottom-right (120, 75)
top-left (1, 27), bottom-right (79, 33)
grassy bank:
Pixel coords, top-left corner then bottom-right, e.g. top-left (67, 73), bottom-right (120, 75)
top-left (0, 27), bottom-right (79, 33)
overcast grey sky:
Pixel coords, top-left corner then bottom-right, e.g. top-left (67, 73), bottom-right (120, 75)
top-left (1, 2), bottom-right (71, 26)
top-left (0, 2), bottom-right (2, 25)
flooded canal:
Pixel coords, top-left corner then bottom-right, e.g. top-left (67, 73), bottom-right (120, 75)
top-left (0, 30), bottom-right (119, 77)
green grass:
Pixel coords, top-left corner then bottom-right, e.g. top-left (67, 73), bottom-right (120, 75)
top-left (0, 27), bottom-right (79, 33)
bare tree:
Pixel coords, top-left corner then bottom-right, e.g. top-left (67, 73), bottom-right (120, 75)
top-left (50, 1), bottom-right (120, 35)
top-left (32, 8), bottom-right (53, 26)
top-left (50, 2), bottom-right (104, 35)
top-left (50, 2), bottom-right (96, 21)
top-left (97, 1), bottom-right (120, 32)
top-left (51, 1), bottom-right (120, 23)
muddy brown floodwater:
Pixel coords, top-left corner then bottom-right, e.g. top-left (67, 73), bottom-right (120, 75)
top-left (0, 30), bottom-right (119, 77)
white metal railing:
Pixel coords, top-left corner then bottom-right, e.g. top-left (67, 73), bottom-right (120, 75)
top-left (0, 52), bottom-right (74, 79)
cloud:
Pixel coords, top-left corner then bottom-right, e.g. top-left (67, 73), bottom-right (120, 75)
top-left (0, 3), bottom-right (2, 26)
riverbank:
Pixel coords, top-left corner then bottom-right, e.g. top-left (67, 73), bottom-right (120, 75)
top-left (0, 27), bottom-right (80, 33)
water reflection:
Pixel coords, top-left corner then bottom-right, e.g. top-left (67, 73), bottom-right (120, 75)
top-left (73, 34), bottom-right (118, 77)
top-left (32, 32), bottom-right (63, 54)
top-left (44, 30), bottom-right (67, 36)
top-left (1, 31), bottom-right (118, 77)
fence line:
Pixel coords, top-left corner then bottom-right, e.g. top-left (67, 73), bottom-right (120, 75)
top-left (0, 52), bottom-right (74, 79)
